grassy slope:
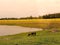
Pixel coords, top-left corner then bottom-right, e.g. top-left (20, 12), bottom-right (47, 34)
top-left (0, 30), bottom-right (60, 45)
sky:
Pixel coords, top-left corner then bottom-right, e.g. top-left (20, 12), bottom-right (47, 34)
top-left (0, 0), bottom-right (60, 18)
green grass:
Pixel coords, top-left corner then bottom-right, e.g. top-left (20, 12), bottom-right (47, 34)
top-left (0, 30), bottom-right (60, 45)
top-left (0, 19), bottom-right (60, 45)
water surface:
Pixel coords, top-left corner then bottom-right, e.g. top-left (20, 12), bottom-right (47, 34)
top-left (0, 25), bottom-right (42, 36)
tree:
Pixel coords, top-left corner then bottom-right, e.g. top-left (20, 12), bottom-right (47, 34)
top-left (42, 13), bottom-right (60, 19)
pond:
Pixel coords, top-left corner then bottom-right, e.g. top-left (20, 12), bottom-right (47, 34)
top-left (0, 25), bottom-right (43, 36)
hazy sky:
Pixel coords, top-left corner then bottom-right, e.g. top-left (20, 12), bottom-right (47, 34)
top-left (0, 0), bottom-right (60, 18)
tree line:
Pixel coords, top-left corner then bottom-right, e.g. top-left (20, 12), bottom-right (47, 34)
top-left (43, 13), bottom-right (60, 19)
top-left (0, 13), bottom-right (60, 20)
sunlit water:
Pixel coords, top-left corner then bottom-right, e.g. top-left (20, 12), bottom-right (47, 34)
top-left (0, 25), bottom-right (43, 36)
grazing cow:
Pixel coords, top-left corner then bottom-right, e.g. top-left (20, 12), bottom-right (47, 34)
top-left (28, 32), bottom-right (36, 36)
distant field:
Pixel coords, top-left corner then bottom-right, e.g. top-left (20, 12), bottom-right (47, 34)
top-left (0, 30), bottom-right (60, 45)
top-left (0, 19), bottom-right (60, 29)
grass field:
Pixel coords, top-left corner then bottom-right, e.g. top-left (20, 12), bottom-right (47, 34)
top-left (0, 30), bottom-right (60, 45)
top-left (0, 19), bottom-right (60, 45)
top-left (0, 19), bottom-right (60, 29)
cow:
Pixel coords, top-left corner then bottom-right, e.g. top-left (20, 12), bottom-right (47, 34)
top-left (28, 32), bottom-right (36, 36)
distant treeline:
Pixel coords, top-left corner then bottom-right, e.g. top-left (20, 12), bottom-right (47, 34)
top-left (43, 13), bottom-right (60, 19)
top-left (0, 13), bottom-right (60, 20)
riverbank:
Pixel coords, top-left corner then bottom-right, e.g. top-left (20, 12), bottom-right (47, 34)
top-left (0, 19), bottom-right (60, 45)
top-left (0, 30), bottom-right (60, 45)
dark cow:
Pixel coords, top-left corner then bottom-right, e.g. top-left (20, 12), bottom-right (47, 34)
top-left (28, 32), bottom-right (36, 36)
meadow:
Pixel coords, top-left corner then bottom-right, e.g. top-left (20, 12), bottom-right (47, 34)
top-left (0, 19), bottom-right (60, 29)
top-left (0, 30), bottom-right (60, 45)
top-left (0, 19), bottom-right (60, 45)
